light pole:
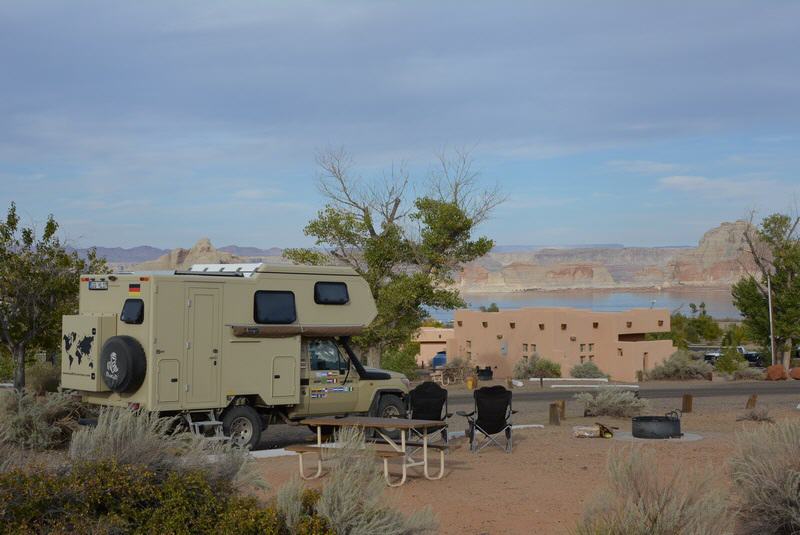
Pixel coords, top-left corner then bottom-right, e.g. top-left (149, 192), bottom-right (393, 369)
top-left (767, 272), bottom-right (776, 367)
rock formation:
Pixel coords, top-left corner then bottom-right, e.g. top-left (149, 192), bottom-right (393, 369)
top-left (455, 221), bottom-right (755, 293)
top-left (133, 238), bottom-right (246, 271)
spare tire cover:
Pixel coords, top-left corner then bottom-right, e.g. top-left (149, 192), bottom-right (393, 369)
top-left (100, 335), bottom-right (147, 393)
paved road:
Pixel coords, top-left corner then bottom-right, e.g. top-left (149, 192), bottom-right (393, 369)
top-left (447, 381), bottom-right (800, 403)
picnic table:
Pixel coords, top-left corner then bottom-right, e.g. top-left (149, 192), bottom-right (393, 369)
top-left (289, 416), bottom-right (447, 487)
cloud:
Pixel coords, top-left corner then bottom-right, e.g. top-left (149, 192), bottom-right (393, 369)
top-left (658, 175), bottom-right (779, 199)
top-left (607, 160), bottom-right (682, 174)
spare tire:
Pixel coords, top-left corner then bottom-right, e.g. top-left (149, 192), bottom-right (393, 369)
top-left (100, 335), bottom-right (147, 393)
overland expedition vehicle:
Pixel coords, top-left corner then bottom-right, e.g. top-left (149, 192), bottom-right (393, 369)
top-left (61, 263), bottom-right (410, 448)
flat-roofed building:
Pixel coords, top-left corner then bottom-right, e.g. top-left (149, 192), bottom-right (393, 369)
top-left (414, 327), bottom-right (454, 366)
top-left (444, 307), bottom-right (674, 382)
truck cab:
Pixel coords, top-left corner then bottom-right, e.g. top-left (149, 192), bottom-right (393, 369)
top-left (61, 263), bottom-right (409, 448)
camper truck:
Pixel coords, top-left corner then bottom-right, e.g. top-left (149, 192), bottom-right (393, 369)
top-left (61, 263), bottom-right (409, 448)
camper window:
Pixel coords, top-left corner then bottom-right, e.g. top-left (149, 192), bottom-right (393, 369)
top-left (309, 339), bottom-right (346, 372)
top-left (314, 281), bottom-right (349, 305)
top-left (120, 299), bottom-right (144, 324)
top-left (254, 291), bottom-right (296, 324)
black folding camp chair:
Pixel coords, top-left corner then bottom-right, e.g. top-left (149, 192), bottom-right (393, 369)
top-left (457, 385), bottom-right (516, 453)
top-left (407, 381), bottom-right (451, 444)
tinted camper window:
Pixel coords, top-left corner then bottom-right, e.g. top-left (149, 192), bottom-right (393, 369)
top-left (314, 282), bottom-right (349, 305)
top-left (121, 299), bottom-right (144, 324)
top-left (254, 291), bottom-right (296, 324)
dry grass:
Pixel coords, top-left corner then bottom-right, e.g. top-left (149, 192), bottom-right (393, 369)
top-left (732, 367), bottom-right (766, 381)
top-left (575, 388), bottom-right (649, 418)
top-left (731, 419), bottom-right (800, 534)
top-left (312, 426), bottom-right (437, 535)
top-left (25, 362), bottom-right (60, 394)
top-left (575, 447), bottom-right (731, 535)
top-left (0, 390), bottom-right (88, 450)
top-left (736, 407), bottom-right (774, 423)
top-left (69, 407), bottom-right (260, 491)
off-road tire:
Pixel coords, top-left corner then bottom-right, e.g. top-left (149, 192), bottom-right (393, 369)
top-left (375, 394), bottom-right (406, 439)
top-left (99, 336), bottom-right (147, 393)
top-left (223, 405), bottom-right (262, 449)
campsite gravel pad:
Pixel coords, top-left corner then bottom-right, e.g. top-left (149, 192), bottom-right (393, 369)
top-left (613, 431), bottom-right (703, 443)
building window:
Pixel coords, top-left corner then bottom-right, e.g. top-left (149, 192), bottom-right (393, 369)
top-left (510, 322), bottom-right (516, 329)
top-left (589, 343), bottom-right (594, 351)
top-left (457, 321), bottom-right (463, 327)
top-left (626, 321), bottom-right (632, 328)
top-left (561, 323), bottom-right (567, 330)
top-left (658, 320), bottom-right (664, 326)
top-left (593, 322), bottom-right (599, 329)
top-left (482, 321), bottom-right (488, 328)
top-left (466, 340), bottom-right (472, 348)
top-left (532, 344), bottom-right (537, 352)
top-left (580, 356), bottom-right (585, 363)
top-left (618, 348), bottom-right (623, 357)
top-left (589, 355), bottom-right (594, 361)
top-left (466, 351), bottom-right (472, 359)
top-left (539, 323), bottom-right (545, 330)
top-left (254, 291), bottom-right (296, 324)
top-left (522, 343), bottom-right (528, 352)
top-left (580, 343), bottom-right (586, 352)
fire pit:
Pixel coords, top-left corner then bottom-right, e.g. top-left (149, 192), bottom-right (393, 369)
top-left (631, 410), bottom-right (682, 439)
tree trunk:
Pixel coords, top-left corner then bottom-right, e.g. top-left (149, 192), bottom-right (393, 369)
top-left (12, 345), bottom-right (25, 391)
top-left (367, 346), bottom-right (381, 368)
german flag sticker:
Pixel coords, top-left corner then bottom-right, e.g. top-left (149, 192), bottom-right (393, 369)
top-left (128, 283), bottom-right (141, 296)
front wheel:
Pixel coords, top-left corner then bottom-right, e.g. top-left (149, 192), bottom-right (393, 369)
top-left (223, 405), bottom-right (263, 449)
top-left (375, 394), bottom-right (406, 439)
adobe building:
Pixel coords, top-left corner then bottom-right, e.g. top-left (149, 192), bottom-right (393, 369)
top-left (445, 308), bottom-right (675, 382)
top-left (414, 327), bottom-right (454, 366)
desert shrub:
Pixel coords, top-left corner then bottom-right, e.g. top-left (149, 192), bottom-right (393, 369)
top-left (736, 407), bottom-right (774, 423)
top-left (0, 390), bottom-right (89, 450)
top-left (575, 448), bottom-right (731, 534)
top-left (531, 358), bottom-right (561, 378)
top-left (69, 407), bottom-right (258, 491)
top-left (313, 426), bottom-right (437, 534)
top-left (714, 346), bottom-right (748, 375)
top-left (0, 460), bottom-right (281, 534)
top-left (733, 367), bottom-right (765, 381)
top-left (570, 361), bottom-right (607, 378)
top-left (512, 356), bottom-right (535, 379)
top-left (25, 361), bottom-right (60, 394)
top-left (381, 342), bottom-right (420, 379)
top-left (646, 350), bottom-right (712, 380)
top-left (445, 355), bottom-right (469, 369)
top-left (730, 420), bottom-right (800, 533)
top-left (575, 388), bottom-right (648, 418)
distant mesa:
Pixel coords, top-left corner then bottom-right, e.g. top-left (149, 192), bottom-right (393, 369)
top-left (131, 238), bottom-right (288, 271)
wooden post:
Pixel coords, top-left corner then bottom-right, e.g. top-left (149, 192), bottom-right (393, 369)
top-left (682, 394), bottom-right (693, 413)
top-left (746, 394), bottom-right (758, 409)
top-left (539, 377), bottom-right (544, 388)
top-left (549, 403), bottom-right (561, 425)
top-left (556, 399), bottom-right (566, 420)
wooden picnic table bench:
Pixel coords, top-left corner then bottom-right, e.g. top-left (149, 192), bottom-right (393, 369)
top-left (292, 416), bottom-right (448, 487)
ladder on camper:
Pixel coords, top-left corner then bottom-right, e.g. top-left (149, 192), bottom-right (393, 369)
top-left (185, 411), bottom-right (228, 442)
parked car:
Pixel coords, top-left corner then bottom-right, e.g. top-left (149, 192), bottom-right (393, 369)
top-left (704, 346), bottom-right (763, 367)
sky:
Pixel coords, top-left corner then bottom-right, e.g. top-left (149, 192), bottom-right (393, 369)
top-left (1, 1), bottom-right (798, 250)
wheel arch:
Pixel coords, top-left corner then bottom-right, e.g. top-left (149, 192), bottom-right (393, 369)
top-left (367, 388), bottom-right (407, 416)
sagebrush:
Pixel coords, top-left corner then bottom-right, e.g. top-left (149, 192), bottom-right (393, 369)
top-left (731, 419), bottom-right (800, 534)
top-left (736, 407), bottom-right (774, 423)
top-left (25, 361), bottom-right (60, 394)
top-left (733, 367), bottom-right (765, 381)
top-left (646, 350), bottom-right (712, 380)
top-left (0, 390), bottom-right (89, 450)
top-left (575, 388), bottom-right (648, 418)
top-left (575, 448), bottom-right (731, 534)
top-left (570, 361), bottom-right (607, 379)
top-left (513, 354), bottom-right (561, 379)
top-left (69, 407), bottom-right (259, 491)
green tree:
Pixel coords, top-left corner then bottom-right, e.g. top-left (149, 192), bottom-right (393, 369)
top-left (0, 203), bottom-right (108, 390)
top-left (285, 148), bottom-right (501, 368)
top-left (479, 302), bottom-right (499, 312)
top-left (714, 345), bottom-right (747, 374)
top-left (732, 213), bottom-right (800, 366)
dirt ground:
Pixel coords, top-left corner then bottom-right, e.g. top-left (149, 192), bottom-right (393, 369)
top-left (254, 383), bottom-right (800, 534)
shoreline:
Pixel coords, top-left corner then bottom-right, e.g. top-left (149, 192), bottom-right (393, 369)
top-left (460, 284), bottom-right (734, 296)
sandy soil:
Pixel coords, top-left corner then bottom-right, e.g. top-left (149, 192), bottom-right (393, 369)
top-left (254, 389), bottom-right (800, 534)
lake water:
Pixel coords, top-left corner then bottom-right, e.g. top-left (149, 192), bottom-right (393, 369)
top-left (429, 288), bottom-right (739, 322)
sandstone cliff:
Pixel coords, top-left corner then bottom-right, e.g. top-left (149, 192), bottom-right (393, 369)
top-left (131, 238), bottom-right (288, 271)
top-left (455, 221), bottom-right (755, 293)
